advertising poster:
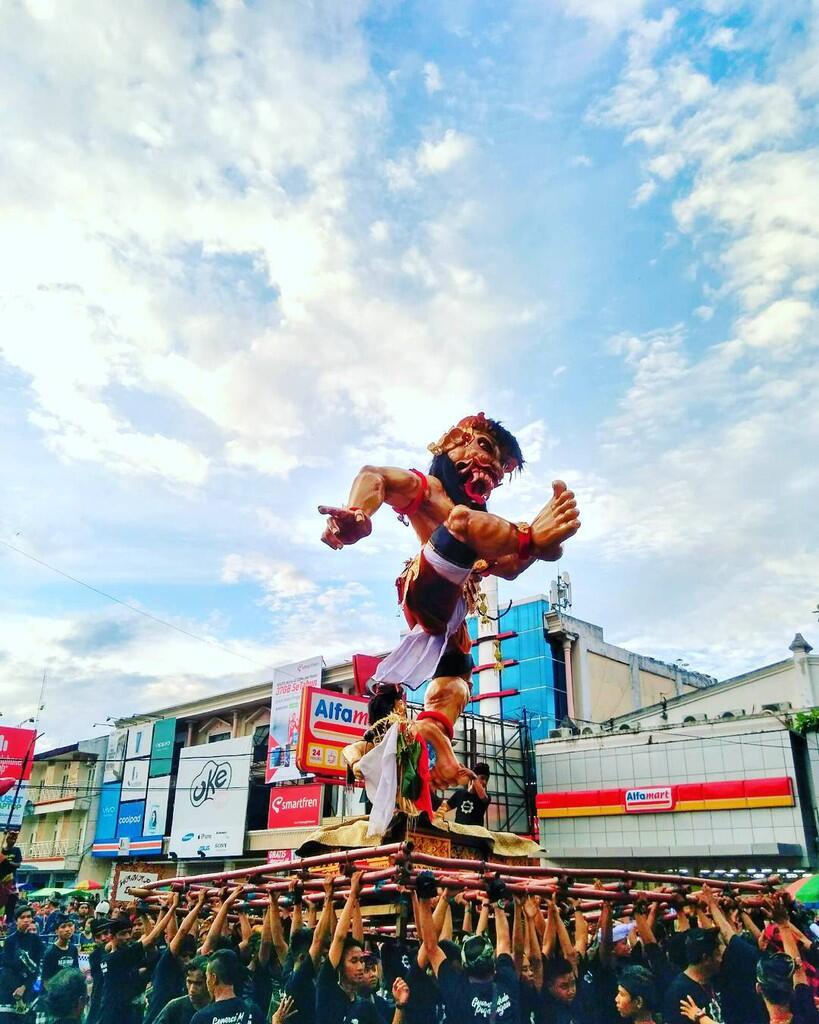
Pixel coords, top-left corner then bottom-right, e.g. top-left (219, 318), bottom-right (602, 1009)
top-left (125, 723), bottom-right (153, 761)
top-left (296, 687), bottom-right (369, 779)
top-left (169, 735), bottom-right (252, 858)
top-left (267, 783), bottom-right (323, 830)
top-left (103, 729), bottom-right (128, 784)
top-left (144, 775), bottom-right (171, 837)
top-left (149, 718), bottom-right (176, 777)
top-left (266, 656), bottom-right (323, 784)
top-left (117, 800), bottom-right (146, 839)
top-left (92, 781), bottom-right (122, 855)
top-left (121, 758), bottom-right (149, 802)
top-left (0, 726), bottom-right (37, 828)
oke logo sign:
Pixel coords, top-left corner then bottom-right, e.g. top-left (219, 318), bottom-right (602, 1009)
top-left (625, 787), bottom-right (675, 813)
top-left (191, 760), bottom-right (232, 807)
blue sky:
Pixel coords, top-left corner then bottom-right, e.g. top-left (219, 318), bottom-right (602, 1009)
top-left (1, 0), bottom-right (817, 748)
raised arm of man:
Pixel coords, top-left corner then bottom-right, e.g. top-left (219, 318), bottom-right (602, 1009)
top-left (169, 889), bottom-right (207, 956)
top-left (140, 893), bottom-right (179, 948)
top-left (308, 876), bottom-right (337, 967)
top-left (267, 890), bottom-right (289, 966)
top-left (329, 871), bottom-right (364, 969)
top-left (201, 885), bottom-right (242, 955)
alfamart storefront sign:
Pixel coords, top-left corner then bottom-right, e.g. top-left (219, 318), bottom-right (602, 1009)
top-left (536, 776), bottom-right (794, 818)
top-left (296, 687), bottom-right (369, 778)
top-left (624, 787), bottom-right (674, 812)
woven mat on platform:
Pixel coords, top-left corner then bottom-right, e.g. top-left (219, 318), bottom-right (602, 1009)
top-left (297, 814), bottom-right (539, 859)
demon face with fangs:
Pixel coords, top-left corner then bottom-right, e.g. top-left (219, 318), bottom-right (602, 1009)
top-left (318, 412), bottom-right (578, 800)
top-left (427, 413), bottom-right (524, 508)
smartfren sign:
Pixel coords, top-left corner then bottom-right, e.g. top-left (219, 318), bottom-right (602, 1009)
top-left (624, 787), bottom-right (674, 813)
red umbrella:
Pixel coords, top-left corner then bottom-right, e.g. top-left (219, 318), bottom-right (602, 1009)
top-left (73, 880), bottom-right (103, 891)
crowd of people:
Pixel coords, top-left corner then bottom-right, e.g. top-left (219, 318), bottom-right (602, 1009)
top-left (2, 861), bottom-right (819, 1024)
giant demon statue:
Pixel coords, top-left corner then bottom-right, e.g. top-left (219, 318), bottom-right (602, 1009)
top-left (319, 413), bottom-right (580, 792)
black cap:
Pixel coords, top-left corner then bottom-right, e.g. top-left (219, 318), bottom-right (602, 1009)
top-left (473, 762), bottom-right (491, 777)
top-left (91, 918), bottom-right (113, 935)
top-left (108, 917), bottom-right (133, 935)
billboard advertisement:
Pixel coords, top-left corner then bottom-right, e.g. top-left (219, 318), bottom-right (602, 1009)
top-left (149, 718), bottom-right (176, 777)
top-left (0, 726), bottom-right (37, 828)
top-left (94, 719), bottom-right (176, 857)
top-left (125, 723), bottom-right (153, 761)
top-left (296, 687), bottom-right (368, 779)
top-left (103, 729), bottom-right (128, 784)
top-left (267, 783), bottom-right (323, 830)
top-left (266, 656), bottom-right (323, 784)
top-left (169, 735), bottom-right (252, 859)
top-left (117, 800), bottom-right (146, 838)
top-left (144, 776), bottom-right (171, 836)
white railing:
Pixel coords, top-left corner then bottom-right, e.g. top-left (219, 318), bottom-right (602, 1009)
top-left (24, 839), bottom-right (83, 859)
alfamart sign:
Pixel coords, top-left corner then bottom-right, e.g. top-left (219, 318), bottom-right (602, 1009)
top-left (536, 776), bottom-right (794, 818)
top-left (624, 787), bottom-right (674, 813)
top-left (296, 687), bottom-right (369, 778)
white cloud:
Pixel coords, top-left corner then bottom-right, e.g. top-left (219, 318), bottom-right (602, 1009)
top-left (570, 154), bottom-right (593, 168)
top-left (577, 7), bottom-right (819, 671)
top-left (423, 61), bottom-right (443, 94)
top-left (221, 554), bottom-right (316, 609)
top-left (417, 129), bottom-right (474, 174)
top-left (707, 26), bottom-right (742, 50)
top-left (558, 0), bottom-right (647, 34)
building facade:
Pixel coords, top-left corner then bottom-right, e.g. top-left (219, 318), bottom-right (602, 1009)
top-left (535, 633), bottom-right (819, 873)
top-left (17, 736), bottom-right (109, 889)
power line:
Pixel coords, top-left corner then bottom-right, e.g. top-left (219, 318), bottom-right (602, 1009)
top-left (0, 537), bottom-right (267, 670)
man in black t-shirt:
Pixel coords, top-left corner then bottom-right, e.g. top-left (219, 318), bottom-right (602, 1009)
top-left (146, 890), bottom-right (209, 1024)
top-left (41, 915), bottom-right (79, 981)
top-left (86, 919), bottom-right (112, 1024)
top-left (155, 957), bottom-right (212, 1024)
top-left (98, 897), bottom-right (178, 1024)
top-left (190, 950), bottom-right (264, 1024)
top-left (0, 905), bottom-right (44, 1024)
top-left (417, 880), bottom-right (520, 1024)
top-left (440, 763), bottom-right (491, 827)
top-left (663, 928), bottom-right (725, 1024)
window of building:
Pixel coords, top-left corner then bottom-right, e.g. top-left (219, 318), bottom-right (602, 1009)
top-left (252, 724), bottom-right (270, 763)
top-left (208, 731), bottom-right (231, 744)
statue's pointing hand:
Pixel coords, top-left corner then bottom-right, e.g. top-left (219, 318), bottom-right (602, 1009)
top-left (318, 505), bottom-right (373, 549)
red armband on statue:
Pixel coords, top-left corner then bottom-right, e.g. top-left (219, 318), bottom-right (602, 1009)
top-left (416, 710), bottom-right (454, 741)
top-left (516, 522), bottom-right (533, 561)
top-left (395, 469), bottom-right (429, 525)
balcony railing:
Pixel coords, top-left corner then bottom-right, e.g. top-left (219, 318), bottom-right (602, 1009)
top-left (32, 783), bottom-right (93, 803)
top-left (24, 839), bottom-right (83, 860)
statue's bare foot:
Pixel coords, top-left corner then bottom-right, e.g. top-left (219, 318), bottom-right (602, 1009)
top-left (531, 480), bottom-right (580, 556)
top-left (415, 719), bottom-right (474, 789)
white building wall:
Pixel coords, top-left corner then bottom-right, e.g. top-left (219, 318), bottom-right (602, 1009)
top-left (536, 716), bottom-right (809, 864)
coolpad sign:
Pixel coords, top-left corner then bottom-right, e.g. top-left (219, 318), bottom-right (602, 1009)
top-left (625, 787), bottom-right (674, 813)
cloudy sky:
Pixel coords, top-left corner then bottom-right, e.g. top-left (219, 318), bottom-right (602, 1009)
top-left (1, 0), bottom-right (817, 749)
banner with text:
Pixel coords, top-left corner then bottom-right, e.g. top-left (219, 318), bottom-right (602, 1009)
top-left (266, 656), bottom-right (323, 784)
top-left (0, 726), bottom-right (37, 828)
top-left (170, 735), bottom-right (252, 858)
top-left (296, 687), bottom-right (369, 779)
top-left (267, 783), bottom-right (323, 830)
